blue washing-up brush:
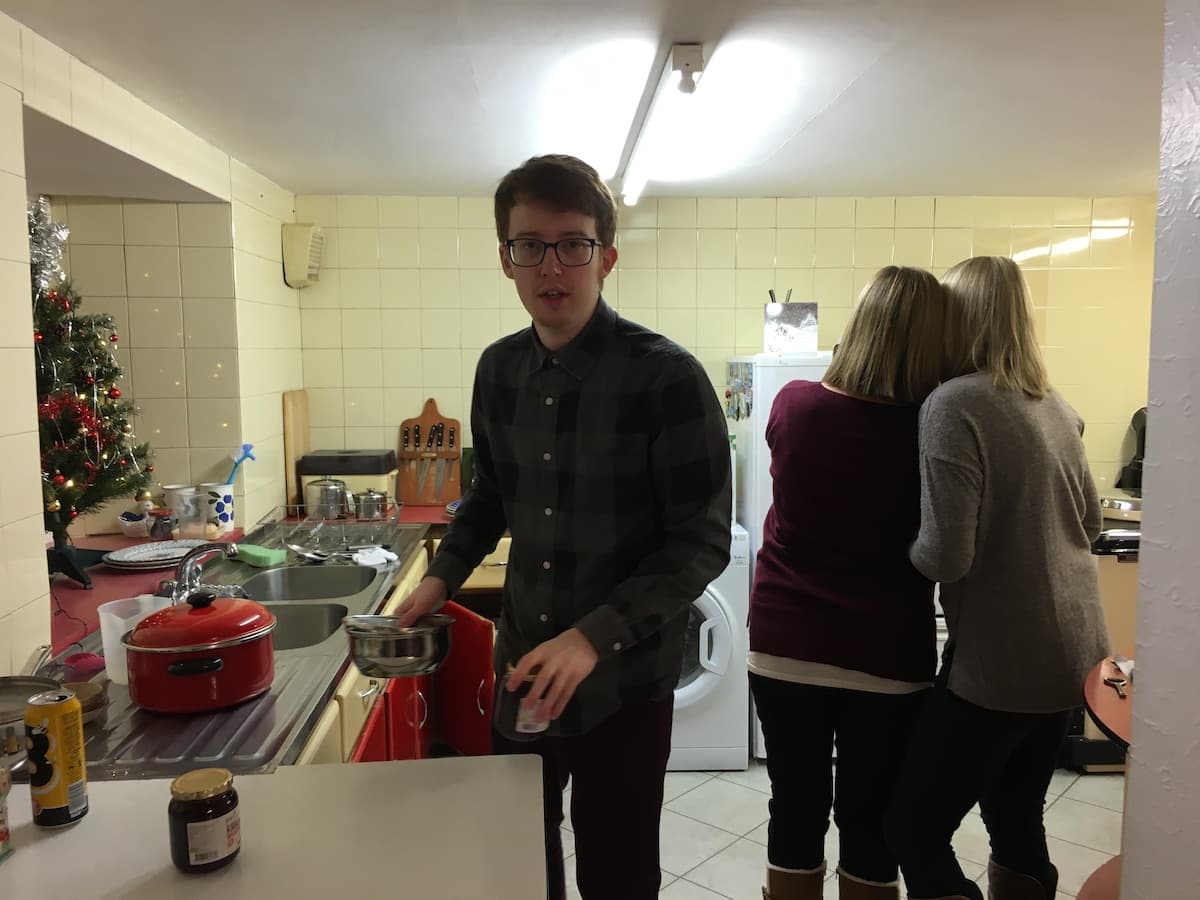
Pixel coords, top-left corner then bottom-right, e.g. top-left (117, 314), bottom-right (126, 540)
top-left (225, 443), bottom-right (256, 484)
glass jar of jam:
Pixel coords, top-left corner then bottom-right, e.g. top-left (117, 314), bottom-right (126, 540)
top-left (492, 663), bottom-right (549, 742)
top-left (168, 767), bottom-right (241, 873)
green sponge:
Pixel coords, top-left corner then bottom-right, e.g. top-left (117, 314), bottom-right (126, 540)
top-left (236, 544), bottom-right (287, 568)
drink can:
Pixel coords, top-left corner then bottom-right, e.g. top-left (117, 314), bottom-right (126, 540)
top-left (24, 690), bottom-right (88, 827)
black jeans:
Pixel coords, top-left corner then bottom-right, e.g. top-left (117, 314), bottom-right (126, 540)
top-left (491, 696), bottom-right (674, 900)
top-left (884, 680), bottom-right (1070, 900)
top-left (750, 672), bottom-right (927, 883)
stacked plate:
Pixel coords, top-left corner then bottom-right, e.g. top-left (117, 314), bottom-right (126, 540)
top-left (101, 540), bottom-right (207, 571)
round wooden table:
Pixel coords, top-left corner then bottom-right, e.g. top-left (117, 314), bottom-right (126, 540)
top-left (1083, 658), bottom-right (1132, 749)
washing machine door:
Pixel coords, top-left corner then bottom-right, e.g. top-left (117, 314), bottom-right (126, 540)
top-left (674, 589), bottom-right (733, 710)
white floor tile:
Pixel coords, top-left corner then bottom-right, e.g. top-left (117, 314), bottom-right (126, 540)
top-left (745, 819), bottom-right (840, 875)
top-left (666, 777), bottom-right (770, 836)
top-left (561, 826), bottom-right (575, 859)
top-left (1048, 768), bottom-right (1081, 798)
top-left (660, 871), bottom-right (677, 891)
top-left (1063, 773), bottom-right (1125, 812)
top-left (664, 771), bottom-right (715, 803)
top-left (1045, 836), bottom-right (1113, 895)
top-left (660, 879), bottom-right (731, 899)
top-left (1043, 797), bottom-right (1124, 855)
top-left (564, 855), bottom-right (581, 900)
top-left (684, 838), bottom-right (768, 899)
top-left (952, 812), bottom-right (992, 867)
top-left (659, 809), bottom-right (740, 876)
top-left (716, 761), bottom-right (772, 795)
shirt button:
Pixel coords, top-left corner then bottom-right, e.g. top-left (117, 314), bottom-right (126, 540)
top-left (542, 452), bottom-right (552, 461)
top-left (544, 507), bottom-right (552, 516)
top-left (551, 357), bottom-right (560, 366)
top-left (612, 642), bottom-right (623, 652)
top-left (539, 613), bottom-right (549, 623)
top-left (544, 396), bottom-right (554, 406)
top-left (542, 560), bottom-right (551, 570)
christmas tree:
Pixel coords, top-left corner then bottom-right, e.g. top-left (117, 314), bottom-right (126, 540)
top-left (29, 197), bottom-right (154, 587)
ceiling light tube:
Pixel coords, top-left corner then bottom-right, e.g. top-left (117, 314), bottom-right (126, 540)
top-left (621, 44), bottom-right (704, 206)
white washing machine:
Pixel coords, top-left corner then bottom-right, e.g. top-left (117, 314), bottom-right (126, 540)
top-left (668, 524), bottom-right (750, 772)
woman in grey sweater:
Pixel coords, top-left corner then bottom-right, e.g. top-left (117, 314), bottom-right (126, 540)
top-left (884, 256), bottom-right (1110, 900)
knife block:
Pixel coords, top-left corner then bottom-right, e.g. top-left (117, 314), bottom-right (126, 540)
top-left (397, 398), bottom-right (461, 507)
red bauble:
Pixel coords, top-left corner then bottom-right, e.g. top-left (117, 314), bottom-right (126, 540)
top-left (62, 299), bottom-right (71, 311)
top-left (33, 331), bottom-right (43, 343)
top-left (52, 474), bottom-right (65, 485)
top-left (110, 334), bottom-right (120, 343)
top-left (146, 465), bottom-right (154, 473)
top-left (118, 459), bottom-right (128, 467)
top-left (107, 387), bottom-right (122, 400)
top-left (69, 508), bottom-right (78, 520)
top-left (47, 290), bottom-right (58, 300)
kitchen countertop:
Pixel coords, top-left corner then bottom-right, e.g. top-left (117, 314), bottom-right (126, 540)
top-left (33, 523), bottom-right (430, 781)
top-left (3, 755), bottom-right (546, 899)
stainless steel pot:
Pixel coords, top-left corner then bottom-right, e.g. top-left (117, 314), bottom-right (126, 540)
top-left (305, 477), bottom-right (353, 518)
top-left (353, 489), bottom-right (388, 521)
top-left (342, 614), bottom-right (452, 678)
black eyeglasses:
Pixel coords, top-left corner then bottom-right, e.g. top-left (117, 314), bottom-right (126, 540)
top-left (504, 238), bottom-right (604, 268)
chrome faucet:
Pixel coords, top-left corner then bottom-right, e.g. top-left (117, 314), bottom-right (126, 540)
top-left (171, 542), bottom-right (241, 605)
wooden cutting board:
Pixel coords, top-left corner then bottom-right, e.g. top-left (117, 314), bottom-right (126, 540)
top-left (398, 397), bottom-right (461, 507)
top-left (282, 389), bottom-right (311, 507)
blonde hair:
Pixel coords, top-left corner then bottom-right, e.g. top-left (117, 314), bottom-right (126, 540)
top-left (823, 266), bottom-right (947, 405)
top-left (941, 256), bottom-right (1050, 399)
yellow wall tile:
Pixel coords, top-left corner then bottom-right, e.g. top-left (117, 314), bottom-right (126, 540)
top-left (621, 199), bottom-right (658, 228)
top-left (696, 308), bottom-right (736, 347)
top-left (814, 269), bottom-right (855, 309)
top-left (737, 229), bottom-right (776, 268)
top-left (1023, 269), bottom-right (1050, 306)
top-left (459, 229), bottom-right (498, 269)
top-left (379, 269), bottom-right (419, 309)
top-left (419, 269), bottom-right (460, 308)
top-left (67, 199), bottom-right (124, 244)
top-left (460, 308), bottom-right (501, 348)
top-left (380, 310), bottom-right (422, 349)
top-left (179, 203), bottom-right (232, 247)
top-left (815, 228), bottom-right (854, 267)
top-left (856, 198), bottom-right (895, 228)
top-left (619, 229), bottom-right (658, 268)
top-left (697, 270), bottom-right (735, 308)
top-left (658, 308), bottom-right (698, 347)
top-left (737, 198), bottom-right (777, 228)
top-left (337, 196), bottom-right (378, 227)
top-left (621, 307), bottom-right (657, 329)
top-left (1090, 228), bottom-right (1133, 267)
top-left (343, 387), bottom-right (384, 427)
top-left (893, 229), bottom-right (934, 267)
top-left (777, 198), bottom-right (815, 228)
top-left (935, 197), bottom-right (975, 228)
top-left (0, 87), bottom-right (21, 177)
top-left (735, 269), bottom-right (774, 308)
top-left (819, 307), bottom-right (852, 350)
top-left (658, 270), bottom-right (697, 307)
top-left (774, 269), bottom-right (814, 303)
top-left (815, 198), bottom-right (855, 228)
top-left (657, 198), bottom-right (697, 228)
top-left (458, 270), bottom-right (498, 309)
top-left (339, 228), bottom-right (380, 268)
top-left (854, 229), bottom-right (894, 268)
top-left (296, 195), bottom-right (339, 228)
top-left (776, 229), bottom-right (815, 268)
top-left (734, 308), bottom-right (764, 353)
top-left (339, 269), bottom-right (381, 308)
top-left (659, 229), bottom-right (698, 268)
top-left (895, 197), bottom-right (935, 228)
top-left (972, 228), bottom-right (1012, 258)
top-left (303, 349), bottom-right (344, 387)
top-left (1010, 228), bottom-right (1053, 265)
top-left (458, 197), bottom-right (492, 230)
top-left (1054, 197), bottom-right (1093, 226)
top-left (933, 228), bottom-right (974, 267)
top-left (418, 197), bottom-right (459, 228)
top-left (418, 229), bottom-right (458, 268)
top-left (420, 308), bottom-right (461, 348)
top-left (1049, 228), bottom-right (1092, 266)
top-left (377, 196), bottom-right (419, 227)
top-left (853, 268), bottom-right (875, 301)
top-left (128, 298), bottom-right (184, 346)
top-left (620, 270), bottom-right (657, 306)
top-left (697, 198), bottom-right (737, 228)
top-left (972, 198), bottom-right (1020, 228)
top-left (379, 228), bottom-right (420, 267)
top-left (698, 229), bottom-right (736, 268)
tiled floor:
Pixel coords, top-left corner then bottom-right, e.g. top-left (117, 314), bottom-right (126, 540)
top-left (562, 764), bottom-right (1124, 899)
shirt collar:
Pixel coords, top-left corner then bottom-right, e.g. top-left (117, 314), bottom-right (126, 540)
top-left (522, 297), bottom-right (617, 380)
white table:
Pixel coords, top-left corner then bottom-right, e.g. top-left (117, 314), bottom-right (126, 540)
top-left (4, 755), bottom-right (546, 899)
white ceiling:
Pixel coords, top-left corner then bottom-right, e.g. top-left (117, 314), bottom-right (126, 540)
top-left (3, 0), bottom-right (1165, 198)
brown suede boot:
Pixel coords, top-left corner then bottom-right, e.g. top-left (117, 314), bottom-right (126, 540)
top-left (836, 867), bottom-right (900, 900)
top-left (986, 858), bottom-right (1058, 900)
top-left (763, 861), bottom-right (827, 900)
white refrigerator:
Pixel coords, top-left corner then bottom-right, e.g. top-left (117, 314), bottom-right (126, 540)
top-left (725, 352), bottom-right (833, 758)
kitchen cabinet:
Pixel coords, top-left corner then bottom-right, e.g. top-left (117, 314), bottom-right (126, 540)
top-left (296, 701), bottom-right (342, 765)
top-left (436, 599), bottom-right (495, 757)
top-left (388, 675), bottom-right (431, 761)
top-left (350, 689), bottom-right (390, 762)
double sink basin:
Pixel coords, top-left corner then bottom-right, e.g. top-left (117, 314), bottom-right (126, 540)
top-left (240, 565), bottom-right (374, 651)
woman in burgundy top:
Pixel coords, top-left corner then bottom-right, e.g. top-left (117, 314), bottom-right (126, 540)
top-left (750, 266), bottom-right (947, 900)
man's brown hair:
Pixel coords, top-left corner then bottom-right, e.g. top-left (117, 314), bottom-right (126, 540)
top-left (494, 155), bottom-right (618, 246)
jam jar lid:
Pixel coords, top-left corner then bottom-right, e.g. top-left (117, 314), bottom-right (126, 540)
top-left (170, 767), bottom-right (234, 801)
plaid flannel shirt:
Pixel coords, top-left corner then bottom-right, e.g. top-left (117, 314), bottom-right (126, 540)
top-left (427, 299), bottom-right (732, 735)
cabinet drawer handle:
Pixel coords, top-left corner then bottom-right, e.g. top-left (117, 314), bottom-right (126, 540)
top-left (476, 678), bottom-right (487, 717)
top-left (358, 681), bottom-right (381, 706)
top-left (416, 689), bottom-right (428, 729)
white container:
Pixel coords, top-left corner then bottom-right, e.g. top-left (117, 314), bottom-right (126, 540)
top-left (98, 595), bottom-right (171, 684)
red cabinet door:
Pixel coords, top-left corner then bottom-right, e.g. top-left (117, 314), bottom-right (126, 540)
top-left (387, 675), bottom-right (430, 761)
top-left (436, 600), bottom-right (496, 756)
top-left (350, 691), bottom-right (390, 762)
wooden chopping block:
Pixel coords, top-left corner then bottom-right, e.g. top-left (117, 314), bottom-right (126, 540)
top-left (398, 397), bottom-right (462, 506)
top-left (282, 389), bottom-right (311, 507)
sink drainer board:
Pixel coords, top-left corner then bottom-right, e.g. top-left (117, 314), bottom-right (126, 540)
top-left (241, 505), bottom-right (414, 558)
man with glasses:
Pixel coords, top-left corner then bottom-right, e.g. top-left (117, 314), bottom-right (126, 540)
top-left (397, 154), bottom-right (731, 899)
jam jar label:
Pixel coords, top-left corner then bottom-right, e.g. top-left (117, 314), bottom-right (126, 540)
top-left (186, 807), bottom-right (241, 865)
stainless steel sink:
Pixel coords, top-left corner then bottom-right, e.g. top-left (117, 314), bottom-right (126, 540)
top-left (241, 565), bottom-right (377, 602)
top-left (268, 602), bottom-right (350, 651)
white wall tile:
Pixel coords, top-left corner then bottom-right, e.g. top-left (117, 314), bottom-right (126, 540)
top-left (457, 197), bottom-right (492, 230)
top-left (0, 87), bottom-right (22, 177)
top-left (419, 197), bottom-right (458, 228)
top-left (123, 201), bottom-right (179, 246)
top-left (0, 171), bottom-right (24, 263)
top-left (697, 270), bottom-right (736, 308)
top-left (737, 199), bottom-right (776, 228)
top-left (697, 199), bottom-right (736, 228)
top-left (421, 349), bottom-right (462, 386)
top-left (128, 298), bottom-right (184, 347)
top-left (301, 308), bottom-right (342, 348)
top-left (697, 230), bottom-right (736, 269)
top-left (421, 308), bottom-right (461, 348)
top-left (659, 230), bottom-right (697, 269)
top-left (340, 309), bottom-right (382, 348)
top-left (420, 270), bottom-right (460, 308)
top-left (0, 432), bottom-right (42, 526)
top-left (131, 348), bottom-right (187, 398)
top-left (308, 388), bottom-right (346, 428)
top-left (459, 229), bottom-right (499, 269)
top-left (299, 271), bottom-right (340, 308)
top-left (125, 245), bottom-right (182, 297)
top-left (381, 310), bottom-right (423, 349)
top-left (181, 247), bottom-right (235, 297)
top-left (65, 244), bottom-right (126, 295)
top-left (895, 197), bottom-right (936, 228)
top-left (136, 398), bottom-right (190, 447)
top-left (343, 387), bottom-right (384, 427)
top-left (187, 398), bottom-right (241, 448)
top-left (21, 30), bottom-right (70, 122)
top-left (460, 308), bottom-right (501, 349)
top-left (458, 270), bottom-right (499, 309)
top-left (378, 229), bottom-right (419, 268)
top-left (380, 269), bottom-right (420, 308)
top-left (0, 14), bottom-right (22, 92)
top-left (343, 349), bottom-right (383, 388)
top-left (419, 229), bottom-right (459, 268)
top-left (619, 230), bottom-right (658, 268)
top-left (182, 298), bottom-right (237, 350)
top-left (378, 196), bottom-right (419, 228)
top-left (777, 198), bottom-right (815, 228)
top-left (658, 198), bottom-right (697, 228)
top-left (295, 196), bottom-right (339, 228)
top-left (737, 230), bottom-right (776, 268)
top-left (0, 259), bottom-right (31, 346)
top-left (0, 349), bottom-right (35, 438)
top-left (232, 201), bottom-right (281, 261)
top-left (658, 270), bottom-right (697, 308)
top-left (3, 588), bottom-right (50, 672)
top-left (339, 269), bottom-right (381, 308)
top-left (816, 197), bottom-right (856, 227)
top-left (336, 196), bottom-right (378, 228)
top-left (338, 228), bottom-right (379, 268)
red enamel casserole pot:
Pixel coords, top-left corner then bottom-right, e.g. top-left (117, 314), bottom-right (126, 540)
top-left (122, 590), bottom-right (276, 714)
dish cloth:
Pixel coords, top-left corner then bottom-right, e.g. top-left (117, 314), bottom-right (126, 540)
top-left (353, 547), bottom-right (398, 567)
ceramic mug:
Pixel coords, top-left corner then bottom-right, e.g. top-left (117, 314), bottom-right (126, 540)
top-left (196, 482), bottom-right (235, 536)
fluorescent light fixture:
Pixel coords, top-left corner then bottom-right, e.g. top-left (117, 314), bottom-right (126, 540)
top-left (537, 39), bottom-right (656, 180)
top-left (620, 39), bottom-right (803, 205)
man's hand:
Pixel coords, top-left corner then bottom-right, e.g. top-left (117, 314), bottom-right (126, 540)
top-left (508, 628), bottom-right (599, 723)
top-left (395, 576), bottom-right (449, 627)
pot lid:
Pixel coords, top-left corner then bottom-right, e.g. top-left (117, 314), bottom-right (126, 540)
top-left (127, 592), bottom-right (275, 650)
